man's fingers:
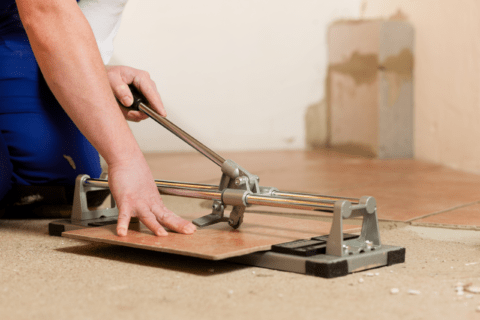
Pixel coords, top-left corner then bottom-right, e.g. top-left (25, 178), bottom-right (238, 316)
top-left (126, 110), bottom-right (149, 122)
top-left (152, 205), bottom-right (196, 235)
top-left (117, 204), bottom-right (168, 237)
top-left (132, 73), bottom-right (166, 117)
top-left (109, 72), bottom-right (134, 107)
top-left (116, 206), bottom-right (132, 237)
top-left (137, 205), bottom-right (168, 236)
top-left (107, 66), bottom-right (166, 116)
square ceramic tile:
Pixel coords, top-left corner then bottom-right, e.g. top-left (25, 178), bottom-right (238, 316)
top-left (63, 211), bottom-right (359, 260)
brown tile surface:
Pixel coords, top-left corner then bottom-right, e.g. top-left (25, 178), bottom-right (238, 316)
top-left (258, 157), bottom-right (440, 193)
top-left (145, 150), bottom-right (480, 225)
top-left (412, 203), bottom-right (480, 228)
top-left (145, 152), bottom-right (219, 183)
top-left (327, 166), bottom-right (480, 222)
top-left (63, 211), bottom-right (359, 260)
top-left (145, 150), bottom-right (335, 184)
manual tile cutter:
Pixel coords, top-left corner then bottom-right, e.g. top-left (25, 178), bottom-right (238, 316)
top-left (49, 85), bottom-right (405, 278)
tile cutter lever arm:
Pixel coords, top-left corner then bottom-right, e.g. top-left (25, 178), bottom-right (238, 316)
top-left (123, 85), bottom-right (264, 228)
top-left (127, 86), bottom-right (225, 168)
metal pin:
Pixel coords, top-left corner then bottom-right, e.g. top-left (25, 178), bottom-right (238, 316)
top-left (235, 176), bottom-right (248, 186)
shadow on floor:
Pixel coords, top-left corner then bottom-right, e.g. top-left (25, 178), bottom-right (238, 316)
top-left (0, 218), bottom-right (53, 236)
top-left (56, 242), bottom-right (249, 276)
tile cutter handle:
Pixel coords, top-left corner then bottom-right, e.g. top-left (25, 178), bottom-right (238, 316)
top-left (124, 85), bottom-right (226, 167)
top-left (120, 85), bottom-right (262, 228)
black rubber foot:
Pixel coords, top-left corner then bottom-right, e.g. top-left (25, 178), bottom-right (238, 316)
top-left (387, 247), bottom-right (406, 266)
top-left (48, 223), bottom-right (65, 237)
top-left (305, 260), bottom-right (349, 278)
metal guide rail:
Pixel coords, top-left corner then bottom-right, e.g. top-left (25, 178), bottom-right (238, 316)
top-left (48, 84), bottom-right (405, 278)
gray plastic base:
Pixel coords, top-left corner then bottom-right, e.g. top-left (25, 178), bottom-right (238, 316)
top-left (229, 245), bottom-right (405, 278)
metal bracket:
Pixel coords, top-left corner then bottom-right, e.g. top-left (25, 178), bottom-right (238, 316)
top-left (71, 174), bottom-right (118, 222)
top-left (193, 159), bottom-right (270, 229)
top-left (190, 201), bottom-right (230, 227)
top-left (326, 196), bottom-right (380, 257)
top-left (219, 159), bottom-right (260, 193)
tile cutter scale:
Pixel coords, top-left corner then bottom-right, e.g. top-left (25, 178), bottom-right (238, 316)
top-left (49, 86), bottom-right (405, 278)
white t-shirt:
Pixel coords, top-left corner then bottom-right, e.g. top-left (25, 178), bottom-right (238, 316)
top-left (78, 0), bottom-right (128, 64)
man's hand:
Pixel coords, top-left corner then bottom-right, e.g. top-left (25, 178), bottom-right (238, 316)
top-left (106, 65), bottom-right (165, 122)
top-left (108, 154), bottom-right (197, 237)
top-left (105, 65), bottom-right (196, 237)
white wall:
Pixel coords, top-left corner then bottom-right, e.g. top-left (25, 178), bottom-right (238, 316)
top-left (111, 0), bottom-right (361, 152)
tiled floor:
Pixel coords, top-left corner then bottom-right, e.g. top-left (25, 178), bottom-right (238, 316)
top-left (412, 203), bottom-right (480, 228)
top-left (145, 149), bottom-right (480, 229)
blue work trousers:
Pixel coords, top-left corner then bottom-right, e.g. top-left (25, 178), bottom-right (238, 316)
top-left (0, 32), bottom-right (101, 202)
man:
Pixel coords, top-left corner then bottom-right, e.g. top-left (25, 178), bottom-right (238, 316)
top-left (0, 0), bottom-right (196, 236)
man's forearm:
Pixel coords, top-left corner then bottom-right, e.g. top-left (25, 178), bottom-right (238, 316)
top-left (16, 0), bottom-right (142, 167)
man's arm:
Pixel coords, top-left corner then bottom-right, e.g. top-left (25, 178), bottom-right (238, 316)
top-left (15, 0), bottom-right (195, 236)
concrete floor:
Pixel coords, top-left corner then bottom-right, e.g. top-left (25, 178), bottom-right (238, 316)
top-left (1, 151), bottom-right (480, 319)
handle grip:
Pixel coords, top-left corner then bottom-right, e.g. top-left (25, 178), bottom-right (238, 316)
top-left (127, 84), bottom-right (146, 111)
top-left (117, 84), bottom-right (146, 111)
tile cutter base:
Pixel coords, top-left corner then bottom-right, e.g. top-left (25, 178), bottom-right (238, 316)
top-left (49, 217), bottom-right (405, 278)
top-left (229, 245), bottom-right (405, 279)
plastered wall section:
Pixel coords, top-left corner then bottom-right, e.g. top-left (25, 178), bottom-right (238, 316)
top-left (327, 20), bottom-right (414, 158)
top-left (361, 0), bottom-right (480, 173)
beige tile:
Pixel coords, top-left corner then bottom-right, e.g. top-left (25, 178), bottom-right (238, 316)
top-left (63, 211), bottom-right (359, 260)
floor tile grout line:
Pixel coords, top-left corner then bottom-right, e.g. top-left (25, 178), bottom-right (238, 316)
top-left (409, 221), bottom-right (480, 231)
top-left (405, 200), bottom-right (480, 223)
